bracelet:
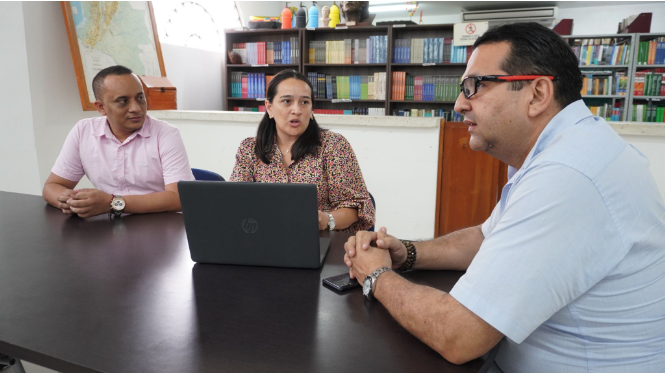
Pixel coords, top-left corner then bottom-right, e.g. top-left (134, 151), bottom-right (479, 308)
top-left (397, 239), bottom-right (417, 272)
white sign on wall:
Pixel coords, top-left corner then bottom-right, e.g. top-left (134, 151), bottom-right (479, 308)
top-left (453, 22), bottom-right (489, 46)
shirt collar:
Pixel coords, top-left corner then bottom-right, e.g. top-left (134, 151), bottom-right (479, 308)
top-left (507, 99), bottom-right (593, 178)
top-left (93, 114), bottom-right (153, 141)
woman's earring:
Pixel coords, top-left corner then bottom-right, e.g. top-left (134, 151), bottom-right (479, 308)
top-left (269, 113), bottom-right (274, 119)
top-left (311, 115), bottom-right (314, 121)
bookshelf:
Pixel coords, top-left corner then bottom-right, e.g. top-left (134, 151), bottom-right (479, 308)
top-left (223, 28), bottom-right (662, 122)
top-left (224, 28), bottom-right (301, 112)
top-left (223, 25), bottom-right (470, 118)
top-left (388, 24), bottom-right (469, 120)
top-left (628, 33), bottom-right (665, 123)
top-left (562, 33), bottom-right (635, 122)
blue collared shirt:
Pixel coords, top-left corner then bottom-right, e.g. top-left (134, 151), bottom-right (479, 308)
top-left (450, 100), bottom-right (665, 372)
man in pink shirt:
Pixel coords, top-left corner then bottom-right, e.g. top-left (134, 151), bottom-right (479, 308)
top-left (43, 65), bottom-right (194, 218)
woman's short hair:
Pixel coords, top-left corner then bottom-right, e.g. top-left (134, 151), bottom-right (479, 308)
top-left (255, 69), bottom-right (323, 164)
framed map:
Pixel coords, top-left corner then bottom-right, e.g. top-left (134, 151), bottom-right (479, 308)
top-left (61, 1), bottom-right (166, 110)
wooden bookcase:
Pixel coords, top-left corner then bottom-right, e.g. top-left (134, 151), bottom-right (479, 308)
top-left (223, 24), bottom-right (470, 117)
top-left (224, 28), bottom-right (301, 112)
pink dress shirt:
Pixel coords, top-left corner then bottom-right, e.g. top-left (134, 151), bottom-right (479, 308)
top-left (52, 115), bottom-right (194, 195)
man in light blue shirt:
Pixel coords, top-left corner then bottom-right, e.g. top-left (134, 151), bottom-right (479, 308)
top-left (344, 22), bottom-right (665, 371)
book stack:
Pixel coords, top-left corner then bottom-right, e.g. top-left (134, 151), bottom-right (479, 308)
top-left (306, 72), bottom-right (386, 100)
top-left (633, 69), bottom-right (665, 96)
top-left (570, 38), bottom-right (631, 66)
top-left (232, 37), bottom-right (298, 65)
top-left (636, 37), bottom-right (665, 65)
top-left (313, 108), bottom-right (385, 116)
top-left (308, 36), bottom-right (387, 64)
top-left (230, 72), bottom-right (273, 98)
top-left (580, 70), bottom-right (628, 96)
top-left (392, 72), bottom-right (462, 101)
top-left (631, 103), bottom-right (665, 122)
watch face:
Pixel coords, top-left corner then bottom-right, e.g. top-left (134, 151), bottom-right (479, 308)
top-left (362, 277), bottom-right (372, 297)
top-left (112, 198), bottom-right (125, 211)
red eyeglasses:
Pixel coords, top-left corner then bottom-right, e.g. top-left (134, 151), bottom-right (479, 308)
top-left (459, 75), bottom-right (558, 99)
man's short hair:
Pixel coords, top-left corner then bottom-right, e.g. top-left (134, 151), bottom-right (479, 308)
top-left (92, 65), bottom-right (134, 101)
top-left (473, 22), bottom-right (583, 109)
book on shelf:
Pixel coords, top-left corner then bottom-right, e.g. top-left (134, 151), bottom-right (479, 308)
top-left (637, 37), bottom-right (665, 65)
top-left (633, 69), bottom-right (665, 96)
top-left (632, 103), bottom-right (665, 122)
top-left (233, 40), bottom-right (297, 65)
top-left (392, 72), bottom-right (462, 101)
top-left (230, 72), bottom-right (273, 98)
top-left (393, 38), bottom-right (447, 63)
top-left (314, 108), bottom-right (385, 116)
top-left (571, 38), bottom-right (631, 66)
top-left (309, 36), bottom-right (387, 64)
top-left (580, 70), bottom-right (628, 96)
top-left (392, 109), bottom-right (462, 121)
top-left (233, 105), bottom-right (266, 112)
top-left (306, 72), bottom-right (385, 100)
top-left (587, 102), bottom-right (622, 121)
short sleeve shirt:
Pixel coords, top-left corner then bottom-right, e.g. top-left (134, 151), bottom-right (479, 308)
top-left (52, 115), bottom-right (194, 195)
top-left (449, 100), bottom-right (665, 372)
top-left (229, 130), bottom-right (375, 232)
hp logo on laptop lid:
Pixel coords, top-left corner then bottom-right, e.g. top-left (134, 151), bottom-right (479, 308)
top-left (241, 218), bottom-right (259, 233)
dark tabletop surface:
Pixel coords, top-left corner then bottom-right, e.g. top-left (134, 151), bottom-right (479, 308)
top-left (0, 191), bottom-right (483, 373)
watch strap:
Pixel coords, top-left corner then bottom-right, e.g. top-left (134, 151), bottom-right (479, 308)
top-left (365, 266), bottom-right (394, 301)
top-left (325, 211), bottom-right (335, 231)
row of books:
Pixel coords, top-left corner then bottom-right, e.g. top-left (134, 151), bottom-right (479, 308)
top-left (588, 103), bottom-right (623, 122)
top-left (393, 38), bottom-right (471, 64)
top-left (580, 71), bottom-right (628, 96)
top-left (231, 38), bottom-right (299, 65)
top-left (392, 109), bottom-right (463, 121)
top-left (313, 108), bottom-right (385, 116)
top-left (233, 106), bottom-right (266, 112)
top-left (229, 72), bottom-right (274, 98)
top-left (308, 36), bottom-right (388, 64)
top-left (636, 38), bottom-right (665, 65)
top-left (570, 39), bottom-right (631, 66)
top-left (632, 104), bottom-right (665, 122)
top-left (633, 70), bottom-right (664, 96)
top-left (306, 72), bottom-right (387, 100)
top-left (391, 72), bottom-right (461, 101)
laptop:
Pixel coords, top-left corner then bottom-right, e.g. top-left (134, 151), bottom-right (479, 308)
top-left (178, 181), bottom-right (332, 269)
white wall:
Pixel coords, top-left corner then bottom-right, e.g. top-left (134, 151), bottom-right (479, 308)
top-left (161, 44), bottom-right (224, 111)
top-left (163, 115), bottom-right (441, 240)
top-left (559, 3), bottom-right (665, 35)
top-left (0, 2), bottom-right (42, 195)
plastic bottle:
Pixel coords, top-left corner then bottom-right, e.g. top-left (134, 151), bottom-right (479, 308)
top-left (329, 1), bottom-right (340, 28)
top-left (295, 2), bottom-right (307, 28)
top-left (307, 2), bottom-right (318, 28)
top-left (281, 4), bottom-right (292, 29)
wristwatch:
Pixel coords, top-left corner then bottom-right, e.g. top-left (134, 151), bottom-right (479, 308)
top-left (325, 211), bottom-right (336, 231)
top-left (110, 195), bottom-right (126, 217)
top-left (363, 267), bottom-right (394, 301)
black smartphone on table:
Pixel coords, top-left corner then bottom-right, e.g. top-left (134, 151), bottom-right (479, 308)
top-left (322, 272), bottom-right (361, 292)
